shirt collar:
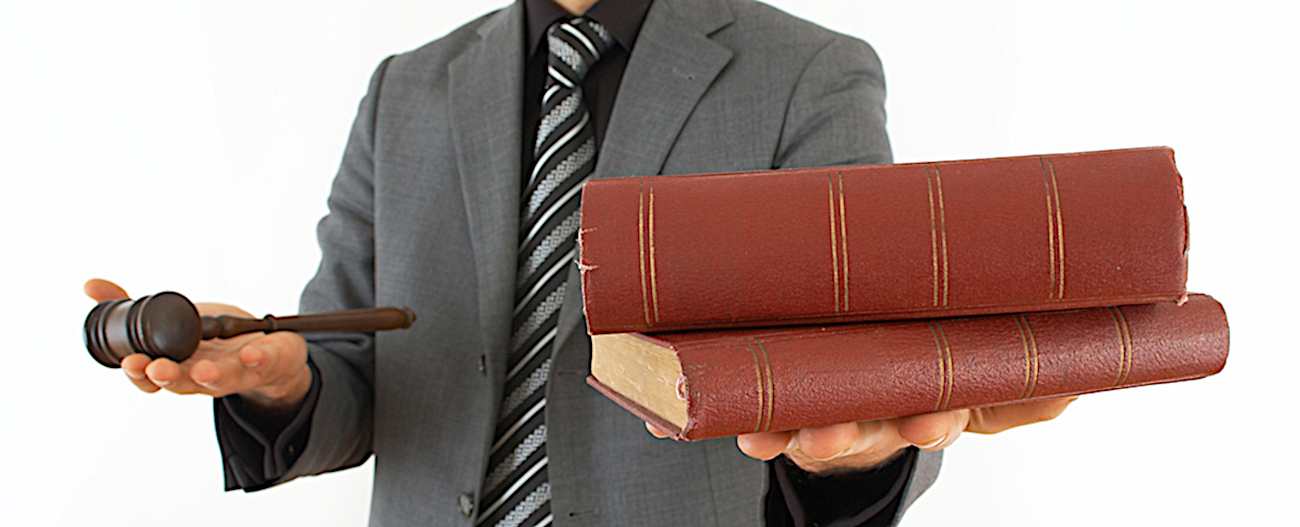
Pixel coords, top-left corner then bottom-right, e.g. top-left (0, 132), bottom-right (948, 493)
top-left (524, 0), bottom-right (654, 57)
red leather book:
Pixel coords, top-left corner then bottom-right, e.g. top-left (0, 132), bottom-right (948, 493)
top-left (587, 294), bottom-right (1227, 441)
top-left (579, 147), bottom-right (1189, 334)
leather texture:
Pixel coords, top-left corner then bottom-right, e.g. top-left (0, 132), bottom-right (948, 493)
top-left (580, 147), bottom-right (1190, 334)
top-left (589, 294), bottom-right (1228, 440)
top-left (264, 0), bottom-right (941, 525)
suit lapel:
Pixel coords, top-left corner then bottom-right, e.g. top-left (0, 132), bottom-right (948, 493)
top-left (448, 0), bottom-right (737, 367)
top-left (449, 5), bottom-right (525, 364)
top-left (594, 0), bottom-right (734, 179)
top-left (555, 0), bottom-right (735, 352)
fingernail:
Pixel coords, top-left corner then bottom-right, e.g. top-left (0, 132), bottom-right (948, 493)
top-left (154, 379), bottom-right (171, 387)
top-left (124, 370), bottom-right (144, 380)
top-left (246, 361), bottom-right (260, 368)
top-left (918, 434), bottom-right (947, 449)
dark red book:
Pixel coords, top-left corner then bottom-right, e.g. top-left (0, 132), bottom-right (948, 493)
top-left (579, 147), bottom-right (1188, 334)
top-left (587, 294), bottom-right (1228, 441)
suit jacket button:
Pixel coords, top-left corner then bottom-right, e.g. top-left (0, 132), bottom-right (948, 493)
top-left (457, 493), bottom-right (475, 517)
top-left (478, 355), bottom-right (487, 376)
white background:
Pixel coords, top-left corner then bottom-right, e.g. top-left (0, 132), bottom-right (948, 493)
top-left (2, 0), bottom-right (1295, 525)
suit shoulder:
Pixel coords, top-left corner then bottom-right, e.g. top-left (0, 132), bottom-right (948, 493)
top-left (719, 0), bottom-right (877, 56)
top-left (382, 9), bottom-right (504, 81)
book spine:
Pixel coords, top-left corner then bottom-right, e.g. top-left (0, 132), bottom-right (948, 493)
top-left (659, 295), bottom-right (1224, 440)
top-left (579, 147), bottom-right (1189, 334)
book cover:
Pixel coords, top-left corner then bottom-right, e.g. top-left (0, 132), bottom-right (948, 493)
top-left (588, 295), bottom-right (1227, 441)
top-left (580, 147), bottom-right (1189, 334)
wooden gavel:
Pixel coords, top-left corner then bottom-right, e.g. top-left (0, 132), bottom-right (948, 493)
top-left (83, 291), bottom-right (415, 368)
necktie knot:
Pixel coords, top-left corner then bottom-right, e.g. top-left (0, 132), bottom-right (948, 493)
top-left (546, 17), bottom-right (614, 84)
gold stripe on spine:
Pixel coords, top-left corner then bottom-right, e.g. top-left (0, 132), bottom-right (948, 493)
top-left (927, 323), bottom-right (947, 412)
top-left (934, 322), bottom-right (954, 410)
top-left (756, 339), bottom-right (775, 432)
top-left (1105, 308), bottom-right (1126, 386)
top-left (1022, 315), bottom-right (1041, 399)
top-left (1047, 160), bottom-right (1066, 299)
top-left (747, 342), bottom-right (764, 434)
top-left (838, 172), bottom-right (850, 312)
top-left (1115, 307), bottom-right (1134, 385)
top-left (1040, 158), bottom-right (1057, 301)
top-left (827, 174), bottom-right (841, 312)
top-left (649, 182), bottom-right (660, 323)
top-left (926, 169), bottom-right (940, 307)
top-left (638, 183), bottom-right (650, 326)
top-left (1012, 315), bottom-right (1033, 400)
top-left (934, 168), bottom-right (949, 307)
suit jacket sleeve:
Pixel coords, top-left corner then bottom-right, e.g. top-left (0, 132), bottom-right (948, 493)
top-left (214, 55), bottom-right (397, 489)
top-left (766, 33), bottom-right (941, 526)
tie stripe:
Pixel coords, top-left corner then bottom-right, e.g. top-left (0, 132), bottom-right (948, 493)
top-left (520, 176), bottom-right (586, 250)
top-left (507, 328), bottom-right (556, 380)
top-left (526, 137), bottom-right (595, 215)
top-left (509, 282), bottom-right (566, 353)
top-left (478, 17), bottom-right (613, 527)
top-left (520, 211), bottom-right (581, 278)
top-left (547, 36), bottom-right (585, 74)
top-left (484, 424), bottom-right (548, 492)
top-left (534, 93), bottom-right (581, 153)
top-left (515, 248), bottom-right (576, 315)
top-left (529, 110), bottom-right (589, 184)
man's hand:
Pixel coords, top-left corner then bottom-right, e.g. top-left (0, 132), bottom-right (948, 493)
top-left (84, 279), bottom-right (313, 413)
top-left (646, 397), bottom-right (1075, 474)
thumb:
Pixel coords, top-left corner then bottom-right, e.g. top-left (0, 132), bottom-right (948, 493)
top-left (84, 279), bottom-right (129, 302)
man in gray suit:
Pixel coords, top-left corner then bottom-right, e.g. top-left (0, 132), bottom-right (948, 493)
top-left (89, 0), bottom-right (1072, 525)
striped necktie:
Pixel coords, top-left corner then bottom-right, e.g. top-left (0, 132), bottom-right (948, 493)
top-left (476, 17), bottom-right (613, 527)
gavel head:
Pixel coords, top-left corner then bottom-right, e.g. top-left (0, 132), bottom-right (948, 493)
top-left (83, 292), bottom-right (201, 368)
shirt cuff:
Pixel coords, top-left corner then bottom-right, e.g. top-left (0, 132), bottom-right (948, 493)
top-left (214, 358), bottom-right (321, 491)
top-left (765, 447), bottom-right (917, 527)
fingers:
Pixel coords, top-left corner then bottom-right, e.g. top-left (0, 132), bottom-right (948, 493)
top-left (187, 341), bottom-right (268, 393)
top-left (735, 431), bottom-right (793, 461)
top-left (897, 409), bottom-right (970, 450)
top-left (120, 354), bottom-right (161, 393)
top-left (187, 332), bottom-right (302, 397)
top-left (733, 401), bottom-right (1074, 474)
top-left (748, 421), bottom-right (905, 474)
top-left (237, 331), bottom-right (303, 380)
top-left (644, 423), bottom-right (669, 439)
top-left (116, 330), bottom-right (310, 403)
top-left (966, 397), bottom-right (1076, 434)
top-left (84, 279), bottom-right (129, 302)
top-left (143, 357), bottom-right (205, 395)
top-left (794, 421), bottom-right (876, 461)
top-left (135, 344), bottom-right (264, 397)
top-left (188, 356), bottom-right (255, 395)
top-left (737, 422), bottom-right (888, 463)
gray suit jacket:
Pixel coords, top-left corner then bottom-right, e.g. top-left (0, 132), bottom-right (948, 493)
top-left (278, 0), bottom-right (941, 524)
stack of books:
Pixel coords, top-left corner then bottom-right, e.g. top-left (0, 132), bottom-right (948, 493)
top-left (577, 147), bottom-right (1228, 440)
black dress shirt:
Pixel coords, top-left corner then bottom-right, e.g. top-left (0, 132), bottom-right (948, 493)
top-left (217, 0), bottom-right (914, 524)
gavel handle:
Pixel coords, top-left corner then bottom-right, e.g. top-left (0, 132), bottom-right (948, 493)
top-left (200, 307), bottom-right (417, 340)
